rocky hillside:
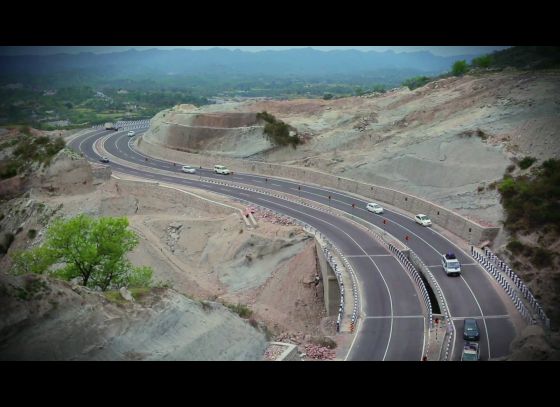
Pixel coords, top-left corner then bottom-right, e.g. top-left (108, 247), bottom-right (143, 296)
top-left (0, 272), bottom-right (267, 361)
top-left (147, 70), bottom-right (560, 228)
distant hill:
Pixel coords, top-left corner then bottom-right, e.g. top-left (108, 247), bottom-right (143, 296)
top-left (0, 48), bottom-right (480, 81)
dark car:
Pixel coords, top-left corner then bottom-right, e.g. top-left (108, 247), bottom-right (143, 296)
top-left (463, 319), bottom-right (480, 341)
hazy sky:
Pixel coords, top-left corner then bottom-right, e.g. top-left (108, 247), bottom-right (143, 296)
top-left (0, 46), bottom-right (510, 57)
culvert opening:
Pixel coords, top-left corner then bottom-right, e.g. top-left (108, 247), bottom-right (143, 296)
top-left (417, 270), bottom-right (440, 314)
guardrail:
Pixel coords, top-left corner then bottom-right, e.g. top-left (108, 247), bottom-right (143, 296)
top-left (481, 247), bottom-right (550, 328)
top-left (471, 246), bottom-right (538, 326)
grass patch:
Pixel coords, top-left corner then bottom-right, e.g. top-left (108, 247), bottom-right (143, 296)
top-left (104, 290), bottom-right (128, 305)
top-left (129, 287), bottom-right (150, 300)
top-left (226, 303), bottom-right (253, 319)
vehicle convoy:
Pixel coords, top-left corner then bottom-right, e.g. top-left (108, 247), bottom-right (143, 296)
top-left (415, 214), bottom-right (432, 226)
top-left (442, 252), bottom-right (461, 276)
top-left (461, 342), bottom-right (480, 361)
top-left (214, 165), bottom-right (231, 175)
top-left (366, 202), bottom-right (384, 214)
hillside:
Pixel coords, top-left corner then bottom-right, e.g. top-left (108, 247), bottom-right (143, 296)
top-left (147, 70), bottom-right (560, 227)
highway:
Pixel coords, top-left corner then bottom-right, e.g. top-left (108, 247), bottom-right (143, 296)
top-left (70, 125), bottom-right (519, 360)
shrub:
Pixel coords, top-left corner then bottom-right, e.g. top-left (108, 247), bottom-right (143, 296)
top-left (323, 93), bottom-right (333, 100)
top-left (519, 156), bottom-right (537, 170)
top-left (227, 303), bottom-right (253, 319)
top-left (472, 55), bottom-right (493, 68)
top-left (506, 164), bottom-right (516, 174)
top-left (507, 240), bottom-right (524, 253)
top-left (452, 60), bottom-right (469, 76)
top-left (27, 229), bottom-right (37, 239)
top-left (531, 247), bottom-right (554, 268)
top-left (402, 76), bottom-right (431, 90)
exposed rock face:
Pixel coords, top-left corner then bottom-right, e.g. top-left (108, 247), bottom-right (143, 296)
top-left (0, 273), bottom-right (267, 361)
top-left (31, 149), bottom-right (95, 196)
top-left (143, 107), bottom-right (271, 157)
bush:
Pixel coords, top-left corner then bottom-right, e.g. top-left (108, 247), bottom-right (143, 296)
top-left (506, 164), bottom-right (516, 174)
top-left (402, 76), bottom-right (431, 90)
top-left (323, 93), bottom-right (333, 100)
top-left (531, 247), bottom-right (554, 268)
top-left (519, 156), bottom-right (537, 170)
top-left (472, 55), bottom-right (493, 68)
top-left (257, 111), bottom-right (300, 148)
top-left (227, 303), bottom-right (253, 319)
top-left (452, 60), bottom-right (469, 76)
top-left (27, 229), bottom-right (37, 239)
top-left (506, 240), bottom-right (524, 253)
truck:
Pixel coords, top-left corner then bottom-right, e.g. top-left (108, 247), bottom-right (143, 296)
top-left (104, 122), bottom-right (117, 131)
top-left (461, 342), bottom-right (480, 361)
top-left (441, 252), bottom-right (461, 276)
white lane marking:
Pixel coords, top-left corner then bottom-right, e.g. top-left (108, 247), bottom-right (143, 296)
top-left (452, 315), bottom-right (510, 320)
top-left (346, 254), bottom-right (393, 258)
top-left (252, 196), bottom-right (397, 361)
top-left (459, 275), bottom-right (492, 359)
top-left (365, 315), bottom-right (424, 319)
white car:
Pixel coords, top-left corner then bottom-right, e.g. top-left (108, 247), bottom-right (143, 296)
top-left (415, 214), bottom-right (432, 226)
top-left (181, 165), bottom-right (196, 174)
top-left (366, 202), bottom-right (384, 214)
top-left (214, 164), bottom-right (231, 175)
top-left (100, 156), bottom-right (109, 163)
top-left (127, 130), bottom-right (135, 137)
top-left (441, 252), bottom-right (461, 276)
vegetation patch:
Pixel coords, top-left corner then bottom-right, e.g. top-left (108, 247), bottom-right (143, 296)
top-left (257, 111), bottom-right (301, 148)
top-left (518, 156), bottom-right (537, 170)
top-left (11, 214), bottom-right (153, 291)
top-left (226, 302), bottom-right (253, 319)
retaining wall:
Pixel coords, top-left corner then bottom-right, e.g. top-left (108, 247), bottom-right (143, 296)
top-left (137, 139), bottom-right (499, 245)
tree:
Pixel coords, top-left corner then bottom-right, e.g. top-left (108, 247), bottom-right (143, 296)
top-left (12, 214), bottom-right (152, 291)
top-left (472, 55), bottom-right (493, 68)
top-left (323, 93), bottom-right (333, 100)
top-left (452, 60), bottom-right (469, 76)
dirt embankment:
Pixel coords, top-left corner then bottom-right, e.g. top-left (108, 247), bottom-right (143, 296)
top-left (0, 167), bottom-right (326, 359)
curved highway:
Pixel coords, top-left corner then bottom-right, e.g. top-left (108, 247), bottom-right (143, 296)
top-left (71, 125), bottom-right (519, 360)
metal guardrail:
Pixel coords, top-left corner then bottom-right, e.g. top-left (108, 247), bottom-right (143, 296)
top-left (471, 246), bottom-right (537, 326)
top-left (481, 247), bottom-right (549, 328)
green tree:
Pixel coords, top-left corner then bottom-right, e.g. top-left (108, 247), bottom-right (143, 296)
top-left (452, 60), bottom-right (469, 76)
top-left (472, 55), bottom-right (493, 68)
top-left (12, 214), bottom-right (152, 291)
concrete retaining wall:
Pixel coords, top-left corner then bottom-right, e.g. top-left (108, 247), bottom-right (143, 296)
top-left (315, 240), bottom-right (340, 317)
top-left (137, 139), bottom-right (500, 245)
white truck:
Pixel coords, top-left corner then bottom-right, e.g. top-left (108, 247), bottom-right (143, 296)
top-left (104, 122), bottom-right (117, 130)
top-left (441, 252), bottom-right (461, 276)
top-left (461, 342), bottom-right (480, 361)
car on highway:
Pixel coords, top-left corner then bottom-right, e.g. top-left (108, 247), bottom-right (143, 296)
top-left (461, 342), bottom-right (480, 361)
top-left (366, 202), bottom-right (384, 214)
top-left (441, 252), bottom-right (461, 276)
top-left (415, 214), bottom-right (432, 226)
top-left (463, 319), bottom-right (480, 341)
top-left (100, 156), bottom-right (109, 163)
top-left (214, 164), bottom-right (231, 175)
top-left (127, 130), bottom-right (135, 137)
top-left (181, 165), bottom-right (196, 174)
